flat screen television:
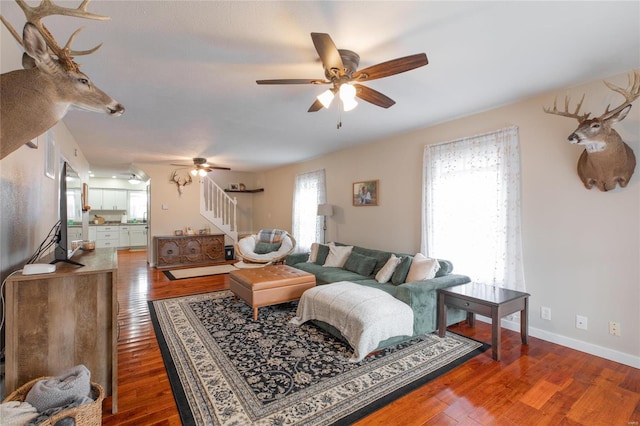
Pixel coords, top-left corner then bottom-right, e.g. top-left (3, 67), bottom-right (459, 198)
top-left (53, 161), bottom-right (84, 266)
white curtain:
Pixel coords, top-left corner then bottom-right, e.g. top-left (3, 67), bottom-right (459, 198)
top-left (292, 169), bottom-right (326, 252)
top-left (422, 126), bottom-right (525, 291)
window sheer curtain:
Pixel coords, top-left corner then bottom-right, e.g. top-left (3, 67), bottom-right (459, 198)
top-left (422, 126), bottom-right (525, 291)
top-left (292, 169), bottom-right (326, 252)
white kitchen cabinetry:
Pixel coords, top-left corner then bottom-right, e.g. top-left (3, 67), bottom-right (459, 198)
top-left (67, 226), bottom-right (82, 248)
top-left (103, 189), bottom-right (128, 210)
top-left (96, 226), bottom-right (120, 248)
top-left (89, 189), bottom-right (127, 210)
top-left (89, 226), bottom-right (97, 241)
top-left (119, 226), bottom-right (130, 247)
top-left (129, 225), bottom-right (147, 247)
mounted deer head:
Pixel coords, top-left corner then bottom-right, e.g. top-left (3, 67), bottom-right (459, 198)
top-left (0, 0), bottom-right (124, 160)
top-left (170, 170), bottom-right (192, 196)
top-left (544, 70), bottom-right (639, 191)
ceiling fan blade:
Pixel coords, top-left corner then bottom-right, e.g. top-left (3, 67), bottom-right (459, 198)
top-left (352, 53), bottom-right (428, 82)
top-left (170, 163), bottom-right (191, 167)
top-left (208, 166), bottom-right (231, 171)
top-left (354, 84), bottom-right (396, 108)
top-left (308, 98), bottom-right (324, 112)
top-left (256, 79), bottom-right (329, 85)
top-left (311, 32), bottom-right (344, 76)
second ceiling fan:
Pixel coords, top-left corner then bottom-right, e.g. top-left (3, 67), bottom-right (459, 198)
top-left (256, 32), bottom-right (428, 112)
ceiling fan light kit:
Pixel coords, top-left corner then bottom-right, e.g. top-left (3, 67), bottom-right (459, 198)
top-left (256, 32), bottom-right (428, 127)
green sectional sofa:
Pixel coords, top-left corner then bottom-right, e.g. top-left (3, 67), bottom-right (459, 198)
top-left (286, 243), bottom-right (471, 346)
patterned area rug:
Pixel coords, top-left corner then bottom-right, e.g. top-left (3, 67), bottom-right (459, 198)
top-left (149, 290), bottom-right (488, 425)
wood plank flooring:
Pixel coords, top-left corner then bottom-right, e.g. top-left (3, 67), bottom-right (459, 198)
top-left (103, 250), bottom-right (640, 425)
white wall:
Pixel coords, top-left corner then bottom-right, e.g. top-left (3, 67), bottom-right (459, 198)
top-left (257, 72), bottom-right (640, 367)
top-left (135, 164), bottom-right (259, 265)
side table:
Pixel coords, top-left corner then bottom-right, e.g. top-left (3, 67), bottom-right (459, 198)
top-left (437, 282), bottom-right (530, 361)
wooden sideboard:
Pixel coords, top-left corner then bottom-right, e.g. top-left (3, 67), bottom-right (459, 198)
top-left (5, 248), bottom-right (119, 412)
top-left (154, 234), bottom-right (225, 268)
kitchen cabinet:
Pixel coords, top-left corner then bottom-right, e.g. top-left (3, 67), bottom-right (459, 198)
top-left (89, 188), bottom-right (127, 210)
top-left (67, 226), bottom-right (82, 248)
top-left (96, 226), bottom-right (119, 248)
top-left (5, 248), bottom-right (118, 412)
top-left (119, 226), bottom-right (130, 247)
top-left (154, 234), bottom-right (225, 268)
top-left (129, 225), bottom-right (147, 247)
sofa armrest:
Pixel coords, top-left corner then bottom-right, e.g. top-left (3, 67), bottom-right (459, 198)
top-left (286, 252), bottom-right (309, 265)
top-left (394, 274), bottom-right (471, 335)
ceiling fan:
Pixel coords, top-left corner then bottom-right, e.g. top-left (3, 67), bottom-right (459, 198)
top-left (171, 157), bottom-right (230, 176)
top-left (256, 32), bottom-right (428, 113)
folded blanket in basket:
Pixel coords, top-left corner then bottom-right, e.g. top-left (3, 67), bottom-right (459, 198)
top-left (25, 364), bottom-right (92, 413)
top-left (0, 400), bottom-right (38, 426)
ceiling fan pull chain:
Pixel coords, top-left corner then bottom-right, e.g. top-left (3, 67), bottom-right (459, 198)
top-left (337, 101), bottom-right (343, 129)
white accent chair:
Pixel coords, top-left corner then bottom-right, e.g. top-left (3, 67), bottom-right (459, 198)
top-left (235, 231), bottom-right (296, 264)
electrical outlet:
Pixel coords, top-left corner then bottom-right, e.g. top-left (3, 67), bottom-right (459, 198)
top-left (541, 306), bottom-right (551, 321)
top-left (609, 321), bottom-right (621, 336)
top-left (576, 315), bottom-right (588, 330)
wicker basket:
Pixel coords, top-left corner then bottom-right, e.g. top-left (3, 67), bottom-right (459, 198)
top-left (3, 377), bottom-right (104, 426)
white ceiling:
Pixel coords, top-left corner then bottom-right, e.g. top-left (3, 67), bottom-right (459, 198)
top-left (2, 1), bottom-right (639, 176)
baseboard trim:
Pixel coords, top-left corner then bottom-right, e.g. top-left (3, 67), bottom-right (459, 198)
top-left (475, 315), bottom-right (640, 369)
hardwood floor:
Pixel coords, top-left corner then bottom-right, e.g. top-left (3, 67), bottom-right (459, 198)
top-left (103, 250), bottom-right (640, 425)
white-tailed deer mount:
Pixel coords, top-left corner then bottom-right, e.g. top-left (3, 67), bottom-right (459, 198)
top-left (0, 0), bottom-right (125, 160)
top-left (544, 70), bottom-right (639, 191)
top-left (170, 170), bottom-right (192, 196)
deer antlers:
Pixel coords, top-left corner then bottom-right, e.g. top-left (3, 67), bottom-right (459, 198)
top-left (0, 0), bottom-right (109, 71)
top-left (170, 170), bottom-right (192, 196)
top-left (544, 69), bottom-right (640, 122)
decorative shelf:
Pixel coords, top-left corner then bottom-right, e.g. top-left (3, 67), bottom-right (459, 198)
top-left (224, 188), bottom-right (264, 193)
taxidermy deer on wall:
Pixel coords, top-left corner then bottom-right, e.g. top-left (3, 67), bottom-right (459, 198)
top-left (0, 0), bottom-right (124, 160)
top-left (544, 70), bottom-right (639, 191)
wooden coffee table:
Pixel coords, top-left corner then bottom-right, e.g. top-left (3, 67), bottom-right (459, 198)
top-left (229, 264), bottom-right (316, 320)
top-left (437, 282), bottom-right (530, 361)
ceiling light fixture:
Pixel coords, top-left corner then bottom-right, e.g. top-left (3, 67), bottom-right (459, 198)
top-left (339, 83), bottom-right (358, 111)
top-left (128, 174), bottom-right (141, 184)
top-left (190, 167), bottom-right (208, 177)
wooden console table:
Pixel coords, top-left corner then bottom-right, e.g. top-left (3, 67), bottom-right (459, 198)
top-left (154, 234), bottom-right (225, 268)
top-left (5, 248), bottom-right (119, 412)
top-left (437, 282), bottom-right (530, 361)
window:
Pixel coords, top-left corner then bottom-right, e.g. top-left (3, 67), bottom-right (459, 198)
top-left (128, 190), bottom-right (147, 221)
top-left (422, 126), bottom-right (525, 291)
top-left (292, 169), bottom-right (326, 252)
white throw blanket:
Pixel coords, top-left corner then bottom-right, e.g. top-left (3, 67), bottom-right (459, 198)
top-left (290, 281), bottom-right (414, 362)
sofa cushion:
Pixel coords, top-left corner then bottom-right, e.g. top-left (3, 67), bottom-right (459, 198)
top-left (344, 252), bottom-right (377, 277)
top-left (254, 241), bottom-right (282, 254)
top-left (375, 254), bottom-right (402, 283)
top-left (314, 244), bottom-right (330, 265)
top-left (406, 253), bottom-right (440, 282)
top-left (323, 244), bottom-right (353, 267)
top-left (391, 256), bottom-right (412, 285)
top-left (292, 263), bottom-right (367, 285)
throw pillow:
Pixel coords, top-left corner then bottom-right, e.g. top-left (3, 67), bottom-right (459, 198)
top-left (375, 254), bottom-right (402, 283)
top-left (344, 252), bottom-right (377, 277)
top-left (254, 241), bottom-right (282, 254)
top-left (314, 244), bottom-right (330, 265)
top-left (323, 243), bottom-right (353, 268)
top-left (391, 256), bottom-right (412, 285)
top-left (307, 243), bottom-right (319, 263)
top-left (405, 253), bottom-right (440, 282)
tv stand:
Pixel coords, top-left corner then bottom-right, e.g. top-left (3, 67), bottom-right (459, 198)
top-left (5, 248), bottom-right (118, 413)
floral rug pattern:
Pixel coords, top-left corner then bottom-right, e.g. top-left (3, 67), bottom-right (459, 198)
top-left (149, 290), bottom-right (486, 426)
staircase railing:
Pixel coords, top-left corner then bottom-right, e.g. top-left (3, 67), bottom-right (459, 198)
top-left (200, 175), bottom-right (238, 242)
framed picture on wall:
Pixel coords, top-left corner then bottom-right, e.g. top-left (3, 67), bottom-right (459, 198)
top-left (353, 180), bottom-right (379, 206)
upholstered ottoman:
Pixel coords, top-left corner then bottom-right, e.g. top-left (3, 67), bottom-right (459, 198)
top-left (229, 264), bottom-right (316, 320)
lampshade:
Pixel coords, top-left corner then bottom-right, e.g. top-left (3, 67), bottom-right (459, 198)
top-left (317, 89), bottom-right (335, 109)
top-left (198, 168), bottom-right (207, 177)
top-left (317, 203), bottom-right (333, 217)
top-left (339, 84), bottom-right (358, 111)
